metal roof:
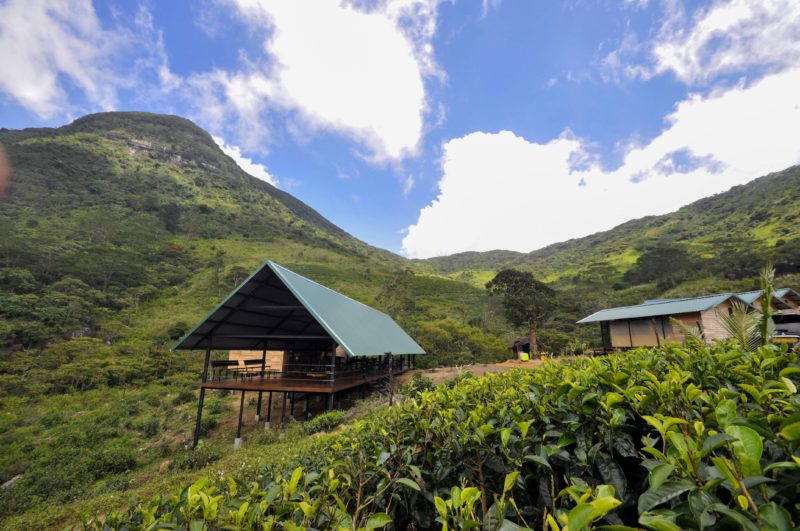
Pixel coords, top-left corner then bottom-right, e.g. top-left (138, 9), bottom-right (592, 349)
top-left (577, 293), bottom-right (739, 324)
top-left (735, 289), bottom-right (794, 309)
top-left (173, 261), bottom-right (425, 357)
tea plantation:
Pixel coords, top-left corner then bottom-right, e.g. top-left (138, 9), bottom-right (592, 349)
top-left (87, 341), bottom-right (800, 530)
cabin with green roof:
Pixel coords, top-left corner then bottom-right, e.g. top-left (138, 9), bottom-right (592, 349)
top-left (578, 288), bottom-right (800, 351)
top-left (174, 260), bottom-right (425, 448)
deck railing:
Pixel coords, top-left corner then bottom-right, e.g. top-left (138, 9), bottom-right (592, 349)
top-left (209, 357), bottom-right (408, 386)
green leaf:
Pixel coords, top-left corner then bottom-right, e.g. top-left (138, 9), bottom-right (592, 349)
top-left (504, 471), bottom-right (520, 493)
top-left (288, 467), bottom-right (302, 496)
top-left (434, 496), bottom-right (448, 519)
top-left (524, 454), bottom-right (552, 471)
top-left (567, 503), bottom-right (595, 531)
top-left (501, 427), bottom-right (512, 447)
top-left (460, 487), bottom-right (481, 510)
top-left (701, 433), bottom-right (732, 455)
top-left (639, 510), bottom-right (682, 531)
top-left (397, 477), bottom-right (421, 492)
top-left (648, 463), bottom-right (674, 491)
top-left (637, 480), bottom-right (695, 514)
top-left (715, 400), bottom-right (737, 427)
top-left (515, 419), bottom-right (534, 439)
top-left (725, 425), bottom-right (763, 476)
top-left (706, 504), bottom-right (760, 531)
top-left (760, 502), bottom-right (793, 531)
top-left (365, 512), bottom-right (392, 529)
top-left (779, 421), bottom-right (800, 441)
top-left (687, 489), bottom-right (717, 528)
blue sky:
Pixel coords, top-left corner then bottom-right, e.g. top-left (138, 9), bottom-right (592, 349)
top-left (1, 0), bottom-right (799, 258)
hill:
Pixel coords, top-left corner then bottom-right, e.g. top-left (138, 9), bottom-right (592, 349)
top-left (0, 112), bottom-right (510, 526)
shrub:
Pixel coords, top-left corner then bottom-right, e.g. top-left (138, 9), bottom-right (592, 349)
top-left (198, 417), bottom-right (217, 436)
top-left (94, 445), bottom-right (137, 476)
top-left (400, 374), bottom-right (435, 397)
top-left (102, 341), bottom-right (800, 530)
top-left (172, 388), bottom-right (195, 405)
top-left (40, 411), bottom-right (64, 428)
top-left (303, 410), bottom-right (348, 435)
top-left (142, 418), bottom-right (160, 438)
top-left (169, 445), bottom-right (221, 471)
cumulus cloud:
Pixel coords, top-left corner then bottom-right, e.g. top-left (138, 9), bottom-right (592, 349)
top-left (213, 135), bottom-right (278, 186)
top-left (194, 0), bottom-right (437, 161)
top-left (401, 67), bottom-right (800, 258)
top-left (602, 0), bottom-right (800, 85)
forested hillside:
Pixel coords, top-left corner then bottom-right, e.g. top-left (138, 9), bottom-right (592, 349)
top-left (417, 165), bottom-right (800, 347)
top-left (0, 113), bottom-right (510, 526)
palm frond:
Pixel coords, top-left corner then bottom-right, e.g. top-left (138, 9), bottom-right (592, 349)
top-left (717, 300), bottom-right (760, 351)
top-left (670, 317), bottom-right (705, 349)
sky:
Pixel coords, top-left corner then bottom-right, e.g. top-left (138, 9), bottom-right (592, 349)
top-left (1, 0), bottom-right (799, 258)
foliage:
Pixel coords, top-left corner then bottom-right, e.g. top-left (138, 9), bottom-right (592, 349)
top-left (170, 445), bottom-right (222, 471)
top-left (400, 374), bottom-right (436, 397)
top-left (412, 319), bottom-right (509, 369)
top-left (717, 300), bottom-right (761, 351)
top-left (303, 410), bottom-right (349, 435)
top-left (86, 340), bottom-right (800, 529)
top-left (486, 269), bottom-right (557, 355)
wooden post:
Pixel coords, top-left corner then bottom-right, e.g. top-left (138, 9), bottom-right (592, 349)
top-left (265, 391), bottom-right (273, 428)
top-left (327, 345), bottom-right (336, 410)
top-left (192, 341), bottom-right (212, 449)
top-left (387, 352), bottom-right (394, 406)
top-left (256, 348), bottom-right (266, 420)
top-left (627, 321), bottom-right (634, 347)
top-left (281, 392), bottom-right (287, 427)
top-left (235, 390), bottom-right (245, 450)
top-left (651, 319), bottom-right (661, 348)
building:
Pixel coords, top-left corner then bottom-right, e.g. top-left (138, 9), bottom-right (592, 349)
top-left (577, 288), bottom-right (800, 350)
top-left (173, 260), bottom-right (426, 448)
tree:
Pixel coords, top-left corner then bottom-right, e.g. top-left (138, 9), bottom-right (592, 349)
top-left (373, 269), bottom-right (416, 326)
top-left (486, 269), bottom-right (556, 358)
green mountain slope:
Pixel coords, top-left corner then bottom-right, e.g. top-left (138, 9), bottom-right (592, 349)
top-left (0, 113), bottom-right (510, 525)
top-left (419, 165), bottom-right (800, 294)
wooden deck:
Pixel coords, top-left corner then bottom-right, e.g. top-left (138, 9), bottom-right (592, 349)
top-left (197, 368), bottom-right (407, 394)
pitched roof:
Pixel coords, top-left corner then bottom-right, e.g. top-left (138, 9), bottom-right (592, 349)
top-left (735, 289), bottom-right (795, 309)
top-left (577, 293), bottom-right (739, 324)
top-left (174, 261), bottom-right (425, 357)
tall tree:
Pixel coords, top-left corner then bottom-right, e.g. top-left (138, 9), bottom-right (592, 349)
top-left (373, 269), bottom-right (416, 326)
top-left (486, 269), bottom-right (556, 358)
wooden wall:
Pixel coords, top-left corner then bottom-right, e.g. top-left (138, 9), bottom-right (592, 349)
top-left (700, 299), bottom-right (734, 340)
top-left (609, 317), bottom-right (673, 348)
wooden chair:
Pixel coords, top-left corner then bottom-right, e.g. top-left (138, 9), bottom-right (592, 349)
top-left (210, 360), bottom-right (239, 381)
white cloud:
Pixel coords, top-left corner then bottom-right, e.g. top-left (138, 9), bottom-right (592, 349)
top-left (401, 67), bottom-right (800, 258)
top-left (213, 135), bottom-right (278, 186)
top-left (651, 0), bottom-right (800, 83)
top-left (0, 0), bottom-right (122, 117)
top-left (603, 0), bottom-right (800, 85)
top-left (196, 0), bottom-right (437, 161)
top-left (0, 1), bottom-right (179, 119)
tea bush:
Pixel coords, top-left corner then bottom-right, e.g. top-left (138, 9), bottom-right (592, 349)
top-left (302, 410), bottom-right (348, 435)
top-left (90, 341), bottom-right (800, 530)
top-left (169, 444), bottom-right (221, 471)
top-left (400, 373), bottom-right (436, 397)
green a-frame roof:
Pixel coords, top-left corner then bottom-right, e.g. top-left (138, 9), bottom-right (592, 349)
top-left (173, 261), bottom-right (425, 357)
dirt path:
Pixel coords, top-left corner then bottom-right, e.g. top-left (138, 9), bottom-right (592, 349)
top-left (398, 359), bottom-right (544, 386)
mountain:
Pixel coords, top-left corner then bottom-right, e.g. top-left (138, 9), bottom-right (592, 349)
top-left (418, 165), bottom-right (800, 293)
